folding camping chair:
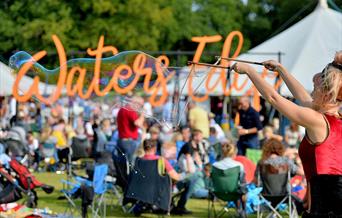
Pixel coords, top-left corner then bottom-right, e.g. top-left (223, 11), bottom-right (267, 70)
top-left (84, 161), bottom-right (124, 212)
top-left (113, 146), bottom-right (130, 191)
top-left (257, 161), bottom-right (298, 218)
top-left (123, 158), bottom-right (172, 216)
top-left (208, 166), bottom-right (246, 218)
top-left (68, 136), bottom-right (91, 172)
top-left (103, 174), bottom-right (126, 212)
top-left (70, 136), bottom-right (90, 161)
top-left (61, 164), bottom-right (109, 218)
top-left (212, 142), bottom-right (223, 161)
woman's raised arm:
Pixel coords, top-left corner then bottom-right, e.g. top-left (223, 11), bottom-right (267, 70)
top-left (263, 60), bottom-right (313, 107)
top-left (233, 63), bottom-right (327, 143)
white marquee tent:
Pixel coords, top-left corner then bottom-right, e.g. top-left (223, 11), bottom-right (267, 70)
top-left (171, 0), bottom-right (342, 96)
top-left (0, 61), bottom-right (59, 96)
top-left (238, 0), bottom-right (342, 96)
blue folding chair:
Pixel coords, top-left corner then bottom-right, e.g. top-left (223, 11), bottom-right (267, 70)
top-left (61, 164), bottom-right (109, 217)
top-left (60, 177), bottom-right (83, 216)
top-left (91, 164), bottom-right (108, 217)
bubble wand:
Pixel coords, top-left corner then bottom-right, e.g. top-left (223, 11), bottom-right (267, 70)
top-left (215, 56), bottom-right (264, 66)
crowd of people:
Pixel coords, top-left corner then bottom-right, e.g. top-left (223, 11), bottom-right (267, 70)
top-left (0, 51), bottom-right (340, 218)
top-left (0, 90), bottom-right (309, 216)
top-left (233, 51), bottom-right (342, 217)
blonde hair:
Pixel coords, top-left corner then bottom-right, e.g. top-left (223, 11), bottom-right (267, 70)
top-left (312, 51), bottom-right (342, 108)
top-left (171, 132), bottom-right (183, 143)
top-left (221, 139), bottom-right (237, 158)
top-left (40, 125), bottom-right (52, 142)
top-left (149, 126), bottom-right (160, 134)
top-left (162, 141), bottom-right (175, 149)
top-left (161, 142), bottom-right (177, 159)
top-left (263, 126), bottom-right (274, 134)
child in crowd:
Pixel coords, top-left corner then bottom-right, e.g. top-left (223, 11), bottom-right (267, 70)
top-left (191, 163), bottom-right (211, 199)
top-left (260, 126), bottom-right (283, 148)
top-left (27, 131), bottom-right (39, 170)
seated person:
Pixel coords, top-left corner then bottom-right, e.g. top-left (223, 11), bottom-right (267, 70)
top-left (284, 122), bottom-right (302, 148)
top-left (191, 163), bottom-right (211, 199)
top-left (180, 125), bottom-right (191, 144)
top-left (26, 131), bottom-right (39, 170)
top-left (208, 127), bottom-right (219, 146)
top-left (161, 141), bottom-right (177, 168)
top-left (95, 119), bottom-right (112, 156)
top-left (255, 138), bottom-right (304, 180)
top-left (213, 139), bottom-right (247, 195)
top-left (254, 139), bottom-right (305, 210)
top-left (172, 132), bottom-right (186, 163)
top-left (260, 126), bottom-right (283, 148)
top-left (141, 139), bottom-right (193, 215)
top-left (148, 126), bottom-right (163, 155)
top-left (71, 128), bottom-right (91, 158)
top-left (208, 127), bottom-right (221, 163)
top-left (177, 129), bottom-right (209, 174)
top-left (52, 119), bottom-right (69, 167)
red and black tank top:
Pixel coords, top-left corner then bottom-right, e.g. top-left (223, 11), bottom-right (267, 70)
top-left (298, 114), bottom-right (342, 181)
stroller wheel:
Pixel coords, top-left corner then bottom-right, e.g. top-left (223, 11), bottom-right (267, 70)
top-left (26, 190), bottom-right (38, 208)
top-left (41, 184), bottom-right (54, 194)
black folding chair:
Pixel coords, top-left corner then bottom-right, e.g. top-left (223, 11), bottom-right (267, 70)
top-left (123, 158), bottom-right (172, 216)
top-left (257, 161), bottom-right (298, 218)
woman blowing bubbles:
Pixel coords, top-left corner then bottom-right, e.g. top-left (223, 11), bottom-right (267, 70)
top-left (233, 51), bottom-right (342, 217)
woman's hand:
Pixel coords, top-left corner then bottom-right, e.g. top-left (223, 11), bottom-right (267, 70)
top-left (232, 62), bottom-right (254, 74)
top-left (262, 60), bottom-right (281, 71)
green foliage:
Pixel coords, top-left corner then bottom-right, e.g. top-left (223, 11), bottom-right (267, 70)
top-left (34, 171), bottom-right (261, 217)
top-left (241, 0), bottom-right (341, 46)
top-left (0, 0), bottom-right (341, 64)
top-left (0, 0), bottom-right (74, 53)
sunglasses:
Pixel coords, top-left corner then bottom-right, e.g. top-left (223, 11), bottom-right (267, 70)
top-left (319, 62), bottom-right (342, 89)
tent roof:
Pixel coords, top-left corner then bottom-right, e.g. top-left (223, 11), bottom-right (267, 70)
top-left (172, 1), bottom-right (342, 97)
top-left (237, 1), bottom-right (342, 95)
top-left (0, 61), bottom-right (60, 96)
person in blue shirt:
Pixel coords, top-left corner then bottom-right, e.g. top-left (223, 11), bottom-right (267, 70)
top-left (237, 97), bottom-right (263, 155)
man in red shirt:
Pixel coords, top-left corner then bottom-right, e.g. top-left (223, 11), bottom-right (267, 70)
top-left (116, 96), bottom-right (144, 163)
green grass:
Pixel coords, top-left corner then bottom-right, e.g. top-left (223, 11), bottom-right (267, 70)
top-left (32, 172), bottom-right (273, 217)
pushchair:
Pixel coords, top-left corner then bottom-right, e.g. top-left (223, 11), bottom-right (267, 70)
top-left (0, 159), bottom-right (55, 207)
top-left (0, 166), bottom-right (25, 204)
top-left (2, 126), bottom-right (28, 160)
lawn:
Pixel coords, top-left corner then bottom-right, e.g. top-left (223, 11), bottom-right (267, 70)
top-left (32, 172), bottom-right (281, 218)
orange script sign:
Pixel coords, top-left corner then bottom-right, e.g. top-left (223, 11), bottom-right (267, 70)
top-left (12, 31), bottom-right (281, 107)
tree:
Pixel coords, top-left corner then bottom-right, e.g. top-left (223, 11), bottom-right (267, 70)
top-left (0, 0), bottom-right (341, 65)
top-left (0, 0), bottom-right (74, 56)
top-left (242, 0), bottom-right (342, 47)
